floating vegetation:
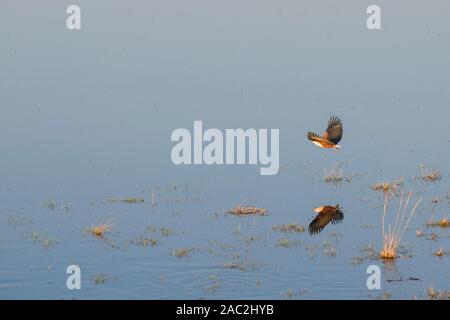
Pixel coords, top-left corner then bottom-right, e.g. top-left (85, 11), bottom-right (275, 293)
top-left (324, 165), bottom-right (343, 185)
top-left (350, 243), bottom-right (378, 265)
top-left (43, 200), bottom-right (57, 210)
top-left (427, 217), bottom-right (449, 228)
top-left (203, 274), bottom-right (222, 295)
top-left (372, 177), bottom-right (404, 195)
top-left (420, 165), bottom-right (442, 183)
top-left (172, 248), bottom-right (192, 258)
top-left (92, 274), bottom-right (117, 285)
top-left (147, 226), bottom-right (174, 237)
top-left (322, 240), bottom-right (337, 257)
top-left (30, 231), bottom-right (57, 248)
top-left (8, 214), bottom-right (33, 228)
top-left (434, 247), bottom-right (445, 257)
top-left (88, 219), bottom-right (115, 237)
top-left (133, 236), bottom-right (158, 247)
top-left (221, 254), bottom-right (259, 272)
top-left (380, 190), bottom-right (421, 259)
top-left (276, 237), bottom-right (300, 248)
top-left (107, 197), bottom-right (145, 204)
top-left (427, 286), bottom-right (450, 300)
top-left (228, 205), bottom-right (268, 216)
top-left (271, 223), bottom-right (305, 233)
top-left (221, 262), bottom-right (246, 271)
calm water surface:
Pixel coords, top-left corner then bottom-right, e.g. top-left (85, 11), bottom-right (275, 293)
top-left (0, 1), bottom-right (449, 299)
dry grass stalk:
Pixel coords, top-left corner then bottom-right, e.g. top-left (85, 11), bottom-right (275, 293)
top-left (380, 190), bottom-right (421, 259)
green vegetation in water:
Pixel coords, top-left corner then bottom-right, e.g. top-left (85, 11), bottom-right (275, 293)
top-left (107, 197), bottom-right (145, 204)
top-left (271, 223), bottom-right (305, 233)
top-left (276, 237), bottom-right (300, 248)
top-left (172, 248), bottom-right (192, 258)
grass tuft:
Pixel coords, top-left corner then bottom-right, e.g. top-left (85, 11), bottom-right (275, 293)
top-left (380, 189), bottom-right (421, 259)
top-left (228, 205), bottom-right (268, 216)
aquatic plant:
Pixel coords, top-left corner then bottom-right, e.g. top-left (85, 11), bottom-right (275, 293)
top-left (172, 247), bottom-right (192, 258)
top-left (324, 165), bottom-right (343, 185)
top-left (380, 190), bottom-right (421, 259)
top-left (427, 286), bottom-right (450, 300)
top-left (271, 223), bottom-right (305, 233)
top-left (427, 216), bottom-right (449, 228)
top-left (420, 165), bottom-right (442, 183)
top-left (276, 237), bottom-right (299, 248)
top-left (228, 205), bottom-right (268, 216)
top-left (372, 177), bottom-right (403, 195)
top-left (435, 247), bottom-right (445, 257)
top-left (89, 219), bottom-right (115, 237)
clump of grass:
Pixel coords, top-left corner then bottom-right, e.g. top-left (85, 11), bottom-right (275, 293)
top-left (435, 247), bottom-right (445, 257)
top-left (88, 219), bottom-right (115, 237)
top-left (92, 274), bottom-right (117, 285)
top-left (350, 243), bottom-right (378, 265)
top-left (420, 165), bottom-right (442, 183)
top-left (135, 237), bottom-right (158, 247)
top-left (122, 197), bottom-right (145, 203)
top-left (322, 241), bottom-right (337, 257)
top-left (427, 286), bottom-right (450, 300)
top-left (372, 177), bottom-right (404, 195)
top-left (172, 248), bottom-right (192, 258)
top-left (271, 223), bottom-right (305, 233)
top-left (324, 165), bottom-right (343, 185)
top-left (428, 217), bottom-right (449, 228)
top-left (30, 231), bottom-right (57, 248)
top-left (43, 200), bottom-right (57, 210)
top-left (380, 190), bottom-right (421, 259)
top-left (107, 197), bottom-right (144, 204)
top-left (228, 205), bottom-right (268, 216)
top-left (276, 237), bottom-right (299, 248)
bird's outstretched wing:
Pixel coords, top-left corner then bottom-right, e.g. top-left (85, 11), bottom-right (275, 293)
top-left (308, 205), bottom-right (344, 234)
top-left (308, 213), bottom-right (332, 235)
top-left (307, 131), bottom-right (328, 143)
top-left (330, 207), bottom-right (344, 225)
top-left (323, 116), bottom-right (343, 144)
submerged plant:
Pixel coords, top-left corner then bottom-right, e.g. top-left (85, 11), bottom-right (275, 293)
top-left (380, 190), bottom-right (421, 259)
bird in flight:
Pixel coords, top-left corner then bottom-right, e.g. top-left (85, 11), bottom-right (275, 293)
top-left (307, 116), bottom-right (343, 149)
top-left (308, 205), bottom-right (344, 235)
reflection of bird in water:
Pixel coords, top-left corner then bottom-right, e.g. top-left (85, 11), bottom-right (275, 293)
top-left (308, 205), bottom-right (344, 235)
top-left (307, 116), bottom-right (343, 149)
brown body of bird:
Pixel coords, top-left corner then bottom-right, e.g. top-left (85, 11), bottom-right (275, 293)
top-left (308, 205), bottom-right (344, 235)
top-left (307, 116), bottom-right (343, 149)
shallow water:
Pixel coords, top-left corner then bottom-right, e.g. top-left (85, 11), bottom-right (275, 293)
top-left (1, 0), bottom-right (449, 299)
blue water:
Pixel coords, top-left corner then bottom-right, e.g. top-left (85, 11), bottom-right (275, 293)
top-left (0, 0), bottom-right (449, 299)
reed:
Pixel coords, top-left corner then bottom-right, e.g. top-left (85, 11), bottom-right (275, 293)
top-left (380, 190), bottom-right (421, 259)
